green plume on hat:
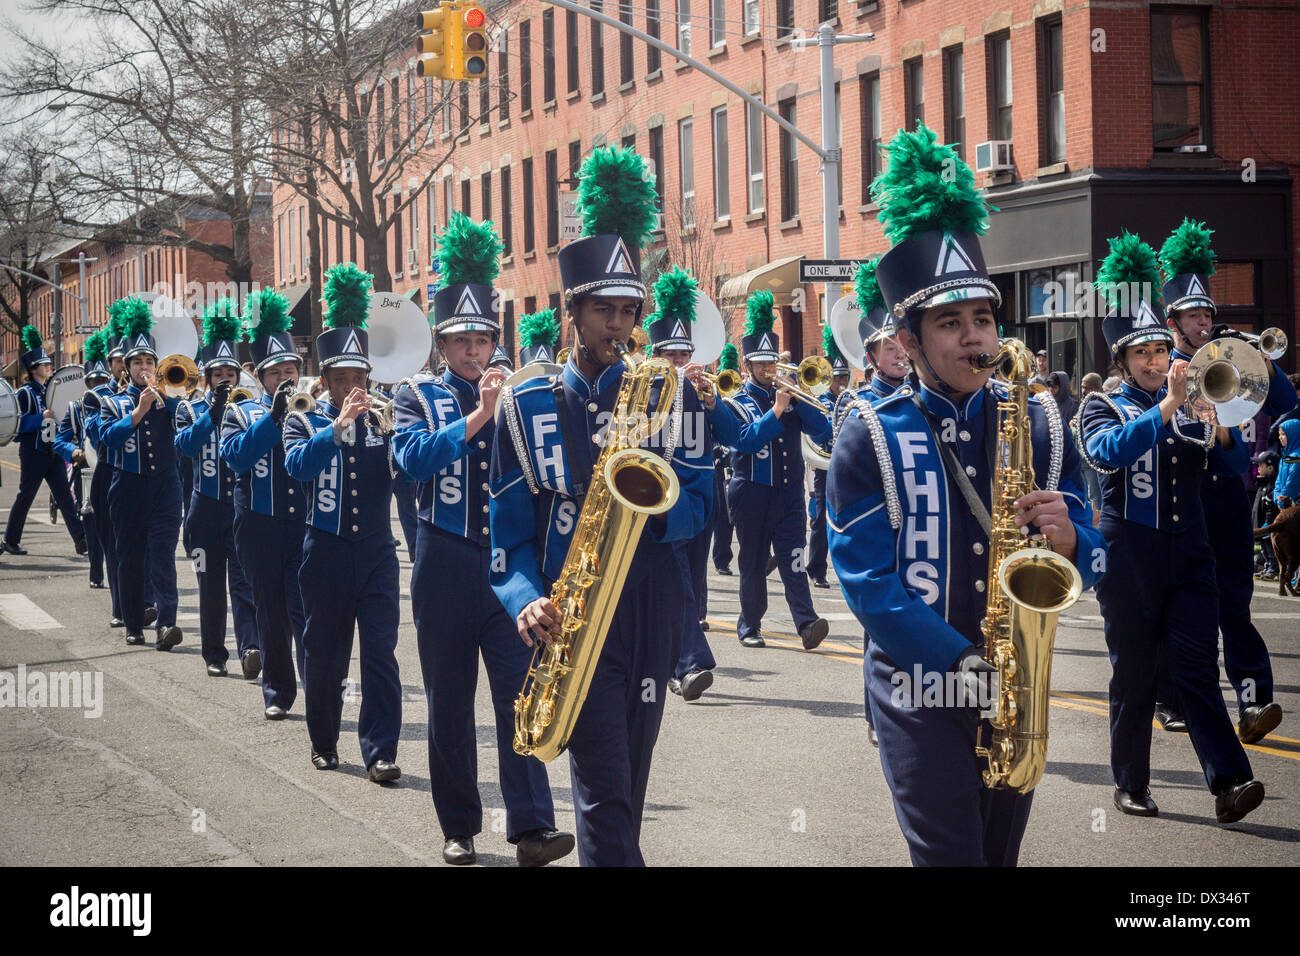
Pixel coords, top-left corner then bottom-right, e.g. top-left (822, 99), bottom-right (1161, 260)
top-left (578, 145), bottom-right (659, 249)
top-left (744, 289), bottom-right (776, 335)
top-left (106, 297), bottom-right (127, 329)
top-left (519, 308), bottom-right (560, 349)
top-left (119, 297), bottom-right (153, 338)
top-left (822, 322), bottom-right (841, 363)
top-left (83, 329), bottom-right (108, 363)
top-left (1159, 218), bottom-right (1216, 281)
top-left (651, 267), bottom-right (697, 326)
top-left (20, 324), bottom-right (43, 352)
top-left (244, 287), bottom-right (293, 341)
top-left (1097, 231), bottom-right (1163, 309)
top-left (719, 342), bottom-right (739, 372)
top-left (322, 263), bottom-right (373, 330)
top-left (870, 124), bottom-right (994, 244)
top-left (202, 298), bottom-right (243, 346)
top-left (854, 256), bottom-right (884, 316)
top-left (438, 212), bottom-right (501, 287)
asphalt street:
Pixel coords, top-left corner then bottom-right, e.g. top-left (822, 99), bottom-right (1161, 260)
top-left (2, 442), bottom-right (1298, 866)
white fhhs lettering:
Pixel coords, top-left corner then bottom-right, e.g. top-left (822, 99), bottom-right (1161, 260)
top-left (455, 286), bottom-right (482, 316)
top-left (341, 329), bottom-right (364, 355)
top-left (934, 233), bottom-right (977, 277)
top-left (1186, 275), bottom-right (1208, 297)
top-left (605, 238), bottom-right (635, 275)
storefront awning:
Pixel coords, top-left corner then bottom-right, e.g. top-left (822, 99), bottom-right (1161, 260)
top-left (718, 254), bottom-right (804, 310)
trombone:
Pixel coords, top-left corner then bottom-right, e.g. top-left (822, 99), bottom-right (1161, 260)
top-left (693, 368), bottom-right (743, 400)
top-left (773, 356), bottom-right (834, 412)
top-left (156, 354), bottom-right (200, 398)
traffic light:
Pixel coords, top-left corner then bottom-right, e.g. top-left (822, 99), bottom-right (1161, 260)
top-left (416, 6), bottom-right (448, 79)
top-left (459, 5), bottom-right (488, 80)
top-left (416, 2), bottom-right (488, 81)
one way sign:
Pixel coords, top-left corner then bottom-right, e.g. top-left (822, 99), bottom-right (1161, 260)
top-left (799, 259), bottom-right (866, 283)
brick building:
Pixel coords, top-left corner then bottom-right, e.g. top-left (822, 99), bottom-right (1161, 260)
top-left (272, 0), bottom-right (1298, 380)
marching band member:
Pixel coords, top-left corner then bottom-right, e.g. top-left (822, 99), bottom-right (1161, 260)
top-left (85, 309), bottom-right (132, 625)
top-left (489, 146), bottom-right (712, 865)
top-left (827, 125), bottom-right (1103, 865)
top-left (394, 220), bottom-right (572, 866)
top-left (54, 332), bottom-right (111, 587)
top-left (1079, 231), bottom-right (1264, 824)
top-left (283, 264), bottom-right (402, 783)
top-left (98, 300), bottom-right (183, 649)
top-left (516, 308), bottom-right (560, 369)
top-left (1157, 219), bottom-right (1295, 744)
top-left (220, 288), bottom-right (306, 720)
top-left (2, 325), bottom-right (87, 557)
top-left (376, 379), bottom-right (419, 563)
top-left (853, 257), bottom-right (912, 403)
top-left (805, 324), bottom-right (851, 591)
top-left (709, 344), bottom-right (739, 577)
top-left (703, 290), bottom-right (831, 650)
top-left (174, 300), bottom-right (261, 680)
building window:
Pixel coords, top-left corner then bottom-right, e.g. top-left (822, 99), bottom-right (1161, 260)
top-left (288, 207), bottom-right (297, 276)
top-left (649, 124), bottom-right (665, 222)
top-left (860, 72), bottom-right (881, 200)
top-left (567, 11), bottom-right (581, 93)
top-left (711, 0), bottom-right (725, 48)
top-left (1151, 8), bottom-right (1208, 150)
top-left (481, 173), bottom-right (492, 225)
top-left (500, 167), bottom-right (513, 256)
top-left (591, 1), bottom-right (605, 95)
top-left (677, 0), bottom-right (691, 56)
top-left (745, 101), bottom-right (764, 213)
top-left (712, 107), bottom-right (729, 221)
top-left (678, 117), bottom-right (695, 229)
top-left (904, 57), bottom-right (924, 131)
top-left (778, 97), bottom-right (797, 221)
top-left (442, 81), bottom-right (451, 135)
top-left (443, 177), bottom-right (454, 224)
top-left (776, 0), bottom-right (794, 40)
top-left (943, 45), bottom-right (965, 159)
top-left (546, 149), bottom-right (559, 248)
top-left (336, 218), bottom-right (345, 269)
top-left (391, 77), bottom-right (401, 154)
top-left (987, 31), bottom-right (1012, 141)
top-left (461, 179), bottom-right (472, 217)
top-left (1039, 16), bottom-right (1065, 163)
top-left (522, 158), bottom-right (535, 253)
top-left (542, 10), bottom-right (556, 104)
top-left (278, 213), bottom-right (286, 281)
top-left (818, 0), bottom-right (837, 24)
top-left (569, 140), bottom-right (583, 180)
top-left (409, 70), bottom-right (418, 143)
top-left (520, 20), bottom-right (532, 112)
top-left (479, 63), bottom-right (490, 120)
top-left (375, 83), bottom-right (386, 160)
top-left (498, 32), bottom-right (510, 121)
top-left (646, 0), bottom-right (662, 73)
top-left (621, 2), bottom-right (635, 84)
top-left (459, 83), bottom-right (470, 133)
top-left (622, 132), bottom-right (636, 151)
top-left (425, 187), bottom-right (435, 263)
top-left (744, 0), bottom-right (759, 35)
top-left (392, 195), bottom-right (403, 272)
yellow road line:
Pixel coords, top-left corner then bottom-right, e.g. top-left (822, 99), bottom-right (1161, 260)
top-left (0, 460), bottom-right (20, 472)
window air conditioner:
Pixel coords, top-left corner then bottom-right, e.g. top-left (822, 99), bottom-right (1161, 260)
top-left (975, 141), bottom-right (1014, 173)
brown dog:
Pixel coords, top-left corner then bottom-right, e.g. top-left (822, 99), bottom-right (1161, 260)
top-left (1255, 505), bottom-right (1300, 596)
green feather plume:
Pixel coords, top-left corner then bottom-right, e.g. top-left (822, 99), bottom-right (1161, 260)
top-left (119, 298), bottom-right (153, 338)
top-left (20, 324), bottom-right (43, 352)
top-left (578, 146), bottom-right (659, 248)
top-left (640, 310), bottom-right (659, 332)
top-left (822, 322), bottom-right (841, 362)
top-left (202, 298), bottom-right (243, 346)
top-left (854, 256), bottom-right (884, 315)
top-left (1159, 218), bottom-right (1216, 280)
top-left (322, 263), bottom-right (373, 330)
top-left (1097, 232), bottom-right (1163, 308)
top-left (719, 342), bottom-right (739, 372)
top-left (106, 298), bottom-right (127, 332)
top-left (870, 124), bottom-right (994, 244)
top-left (652, 267), bottom-right (697, 325)
top-left (518, 308), bottom-right (560, 349)
top-left (244, 287), bottom-right (293, 340)
top-left (744, 289), bottom-right (775, 335)
top-left (438, 213), bottom-right (501, 287)
top-left (83, 329), bottom-right (108, 363)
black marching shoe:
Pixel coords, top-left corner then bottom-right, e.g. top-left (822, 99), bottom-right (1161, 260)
top-left (679, 668), bottom-right (714, 702)
top-left (264, 705), bottom-right (287, 721)
top-left (241, 648), bottom-right (262, 681)
top-left (811, 577), bottom-right (830, 589)
top-left (1215, 779), bottom-right (1265, 825)
top-left (1, 541), bottom-right (28, 555)
top-left (74, 537), bottom-right (88, 556)
top-left (740, 634), bottom-right (766, 648)
top-left (206, 663), bottom-right (228, 677)
top-left (311, 750), bottom-right (340, 771)
top-left (714, 565), bottom-right (733, 576)
top-left (516, 828), bottom-right (575, 867)
top-left (699, 619), bottom-right (710, 632)
top-left (1238, 702), bottom-right (1282, 745)
top-left (667, 677), bottom-right (683, 697)
top-left (143, 606), bottom-right (158, 627)
top-left (799, 617), bottom-right (830, 651)
top-left (155, 625), bottom-right (183, 651)
top-left (368, 760), bottom-right (401, 783)
top-left (109, 617), bottom-right (126, 628)
top-left (125, 632), bottom-right (146, 646)
top-left (443, 836), bottom-right (476, 865)
top-left (89, 581), bottom-right (105, 589)
top-left (1154, 703), bottom-right (1188, 733)
top-left (868, 725), bottom-right (879, 748)
top-left (1113, 787), bottom-right (1159, 817)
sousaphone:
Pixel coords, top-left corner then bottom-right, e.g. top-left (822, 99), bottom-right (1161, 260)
top-left (367, 292), bottom-right (433, 386)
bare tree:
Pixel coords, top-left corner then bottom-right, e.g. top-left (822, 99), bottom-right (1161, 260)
top-left (0, 130), bottom-right (66, 335)
top-left (641, 191), bottom-right (725, 330)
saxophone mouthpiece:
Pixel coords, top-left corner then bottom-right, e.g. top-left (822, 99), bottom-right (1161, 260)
top-left (972, 352), bottom-right (996, 371)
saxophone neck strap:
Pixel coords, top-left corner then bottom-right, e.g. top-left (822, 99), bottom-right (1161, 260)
top-left (908, 388), bottom-right (994, 538)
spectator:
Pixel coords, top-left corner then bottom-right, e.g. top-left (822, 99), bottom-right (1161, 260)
top-left (1029, 349), bottom-right (1050, 388)
top-left (1047, 370), bottom-right (1078, 421)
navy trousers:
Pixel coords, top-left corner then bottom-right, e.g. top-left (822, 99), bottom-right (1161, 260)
top-left (673, 536), bottom-right (715, 679)
top-left (729, 480), bottom-right (817, 642)
top-left (1096, 519), bottom-right (1253, 794)
top-left (72, 466), bottom-right (104, 586)
top-left (5, 447), bottom-right (84, 547)
top-left (807, 468), bottom-right (829, 580)
top-left (91, 462), bottom-right (121, 618)
top-left (109, 470), bottom-right (181, 633)
top-left (186, 493), bottom-right (259, 667)
top-left (565, 541), bottom-right (683, 866)
top-left (178, 460), bottom-right (193, 555)
top-left (1206, 487), bottom-right (1274, 715)
top-left (299, 528), bottom-right (401, 768)
top-left (867, 642), bottom-right (1033, 866)
top-left (234, 510), bottom-right (306, 710)
top-left (710, 460), bottom-right (733, 570)
top-left (393, 475), bottom-right (419, 562)
top-left (412, 524), bottom-right (553, 842)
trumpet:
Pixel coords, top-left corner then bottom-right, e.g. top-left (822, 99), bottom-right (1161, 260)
top-left (157, 354), bottom-right (200, 398)
top-left (1245, 327), bottom-right (1288, 362)
top-left (693, 368), bottom-right (743, 400)
top-left (556, 346), bottom-right (572, 365)
top-left (773, 356), bottom-right (834, 411)
top-left (286, 387), bottom-right (317, 414)
top-left (229, 385), bottom-right (258, 403)
top-left (366, 387), bottom-right (396, 434)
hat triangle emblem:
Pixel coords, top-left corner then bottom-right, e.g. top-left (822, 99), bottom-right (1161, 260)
top-left (537, 345), bottom-right (553, 362)
top-left (341, 329), bottom-right (364, 355)
top-left (671, 320), bottom-right (687, 339)
top-left (1186, 275), bottom-right (1208, 297)
top-left (216, 341), bottom-right (233, 358)
top-left (605, 238), bottom-right (635, 275)
top-left (1134, 301), bottom-right (1160, 328)
top-left (454, 286), bottom-right (482, 317)
top-left (935, 233), bottom-right (977, 277)
top-left (135, 333), bottom-right (151, 348)
top-left (759, 332), bottom-right (775, 351)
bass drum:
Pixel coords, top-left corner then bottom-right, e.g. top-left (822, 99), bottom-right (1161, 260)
top-left (45, 364), bottom-right (87, 426)
top-left (0, 378), bottom-right (20, 446)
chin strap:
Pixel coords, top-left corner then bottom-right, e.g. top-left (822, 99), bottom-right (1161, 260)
top-left (916, 342), bottom-right (963, 396)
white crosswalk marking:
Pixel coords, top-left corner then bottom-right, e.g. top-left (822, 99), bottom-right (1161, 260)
top-left (0, 593), bottom-right (62, 630)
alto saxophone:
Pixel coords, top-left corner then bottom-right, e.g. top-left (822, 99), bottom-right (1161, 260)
top-left (973, 340), bottom-right (1083, 793)
top-left (513, 342), bottom-right (682, 761)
